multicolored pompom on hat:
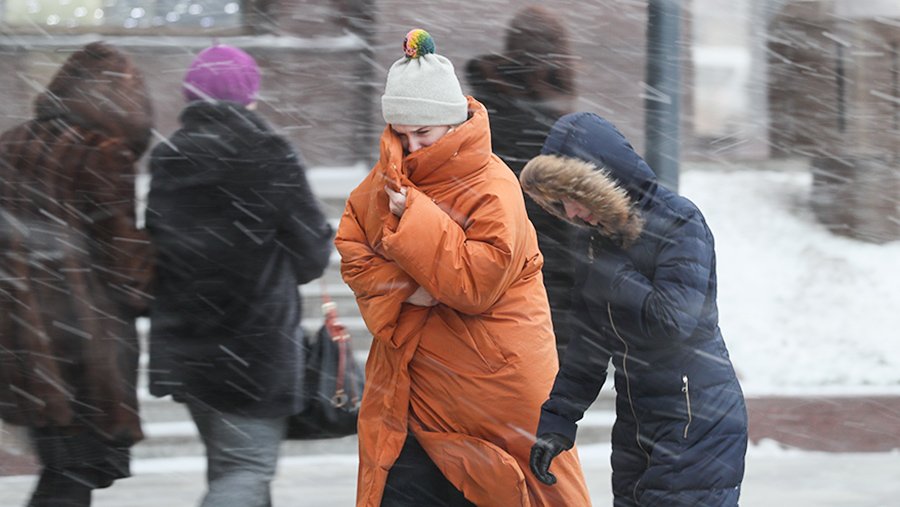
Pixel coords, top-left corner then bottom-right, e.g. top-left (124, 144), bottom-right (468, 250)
top-left (403, 28), bottom-right (436, 58)
top-left (381, 28), bottom-right (467, 126)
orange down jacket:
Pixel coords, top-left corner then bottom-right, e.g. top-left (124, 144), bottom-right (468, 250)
top-left (335, 97), bottom-right (591, 506)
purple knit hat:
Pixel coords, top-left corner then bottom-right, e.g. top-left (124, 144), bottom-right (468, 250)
top-left (183, 45), bottom-right (260, 105)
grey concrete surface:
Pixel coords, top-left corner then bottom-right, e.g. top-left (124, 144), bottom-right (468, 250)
top-left (2, 443), bottom-right (899, 506)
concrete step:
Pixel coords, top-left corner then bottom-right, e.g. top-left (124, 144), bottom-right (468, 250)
top-left (308, 257), bottom-right (349, 287)
top-left (131, 385), bottom-right (615, 460)
top-left (1, 376), bottom-right (613, 468)
top-left (133, 416), bottom-right (613, 461)
top-left (299, 282), bottom-right (360, 321)
top-left (133, 418), bottom-right (359, 460)
top-left (134, 390), bottom-right (364, 460)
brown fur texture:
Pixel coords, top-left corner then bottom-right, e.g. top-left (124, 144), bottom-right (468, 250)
top-left (0, 42), bottom-right (154, 442)
top-left (34, 41), bottom-right (153, 156)
top-left (520, 154), bottom-right (644, 247)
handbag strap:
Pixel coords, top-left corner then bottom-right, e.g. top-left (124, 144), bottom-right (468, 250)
top-left (321, 288), bottom-right (354, 407)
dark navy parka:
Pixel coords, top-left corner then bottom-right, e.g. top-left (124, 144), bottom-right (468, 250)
top-left (534, 113), bottom-right (748, 505)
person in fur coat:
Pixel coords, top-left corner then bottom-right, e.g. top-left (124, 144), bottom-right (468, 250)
top-left (0, 42), bottom-right (155, 506)
top-left (522, 112), bottom-right (748, 506)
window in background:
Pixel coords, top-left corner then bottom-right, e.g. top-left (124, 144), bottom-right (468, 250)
top-left (0, 0), bottom-right (242, 30)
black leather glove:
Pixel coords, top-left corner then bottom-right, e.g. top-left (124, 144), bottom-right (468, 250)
top-left (529, 432), bottom-right (574, 485)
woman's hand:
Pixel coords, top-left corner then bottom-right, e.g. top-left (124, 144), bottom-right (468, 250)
top-left (385, 185), bottom-right (408, 217)
top-left (405, 285), bottom-right (438, 306)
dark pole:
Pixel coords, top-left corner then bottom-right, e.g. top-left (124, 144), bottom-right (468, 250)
top-left (644, 0), bottom-right (682, 192)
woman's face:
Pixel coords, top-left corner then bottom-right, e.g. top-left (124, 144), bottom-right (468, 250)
top-left (391, 124), bottom-right (453, 153)
top-left (562, 198), bottom-right (598, 226)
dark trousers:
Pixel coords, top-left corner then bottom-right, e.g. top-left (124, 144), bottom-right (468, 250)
top-left (27, 469), bottom-right (93, 507)
top-left (27, 427), bottom-right (127, 507)
top-left (381, 435), bottom-right (477, 507)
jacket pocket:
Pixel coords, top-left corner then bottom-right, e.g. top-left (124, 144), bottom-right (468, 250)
top-left (467, 317), bottom-right (509, 373)
top-left (419, 308), bottom-right (508, 374)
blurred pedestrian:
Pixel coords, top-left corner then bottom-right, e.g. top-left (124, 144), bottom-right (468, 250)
top-left (145, 44), bottom-right (333, 507)
top-left (522, 112), bottom-right (748, 506)
top-left (0, 41), bottom-right (155, 506)
top-left (466, 6), bottom-right (581, 356)
top-left (335, 29), bottom-right (591, 507)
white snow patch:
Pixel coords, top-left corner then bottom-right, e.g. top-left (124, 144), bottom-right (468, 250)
top-left (681, 169), bottom-right (900, 394)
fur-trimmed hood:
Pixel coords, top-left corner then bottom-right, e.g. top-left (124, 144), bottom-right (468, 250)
top-left (33, 42), bottom-right (153, 157)
top-left (521, 154), bottom-right (644, 246)
top-left (520, 112), bottom-right (658, 247)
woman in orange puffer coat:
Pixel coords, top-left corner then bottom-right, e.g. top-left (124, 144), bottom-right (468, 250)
top-left (335, 29), bottom-right (591, 507)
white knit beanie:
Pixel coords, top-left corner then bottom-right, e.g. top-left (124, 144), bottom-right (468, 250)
top-left (381, 29), bottom-right (468, 126)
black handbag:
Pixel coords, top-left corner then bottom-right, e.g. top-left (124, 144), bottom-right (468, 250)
top-left (286, 295), bottom-right (364, 440)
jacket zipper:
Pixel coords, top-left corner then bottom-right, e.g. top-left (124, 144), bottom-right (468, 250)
top-left (607, 303), bottom-right (649, 504)
top-left (682, 374), bottom-right (693, 439)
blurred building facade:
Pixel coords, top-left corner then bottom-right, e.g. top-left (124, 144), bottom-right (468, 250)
top-left (0, 0), bottom-right (379, 168)
top-left (767, 0), bottom-right (900, 242)
top-left (0, 0), bottom-right (694, 169)
top-left (1, 0), bottom-right (896, 241)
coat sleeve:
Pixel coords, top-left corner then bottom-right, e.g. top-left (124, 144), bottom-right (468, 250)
top-left (380, 187), bottom-right (524, 315)
top-left (275, 155), bottom-right (334, 284)
top-left (605, 210), bottom-right (714, 345)
top-left (536, 262), bottom-right (611, 443)
top-left (83, 140), bottom-right (154, 318)
top-left (335, 196), bottom-right (418, 348)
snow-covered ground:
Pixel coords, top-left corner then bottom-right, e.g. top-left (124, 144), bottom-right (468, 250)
top-left (681, 167), bottom-right (900, 394)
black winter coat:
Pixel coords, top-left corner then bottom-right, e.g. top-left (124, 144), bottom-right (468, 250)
top-left (466, 54), bottom-right (580, 355)
top-left (146, 101), bottom-right (333, 418)
top-left (522, 113), bottom-right (748, 506)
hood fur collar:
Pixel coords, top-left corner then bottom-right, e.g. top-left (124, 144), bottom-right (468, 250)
top-left (520, 154), bottom-right (644, 247)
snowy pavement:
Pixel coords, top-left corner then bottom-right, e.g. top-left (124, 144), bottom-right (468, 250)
top-left (1, 442), bottom-right (898, 506)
